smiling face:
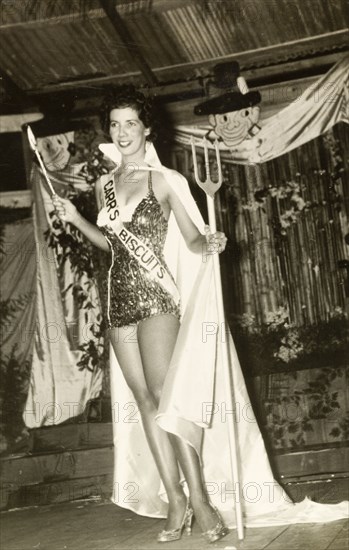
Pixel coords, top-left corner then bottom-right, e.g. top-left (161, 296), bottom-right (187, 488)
top-left (209, 106), bottom-right (260, 147)
top-left (109, 107), bottom-right (150, 164)
top-left (37, 132), bottom-right (74, 171)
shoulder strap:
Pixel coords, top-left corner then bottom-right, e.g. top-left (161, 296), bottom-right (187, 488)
top-left (148, 170), bottom-right (153, 192)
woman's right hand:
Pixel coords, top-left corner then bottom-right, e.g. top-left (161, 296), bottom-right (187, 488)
top-left (52, 195), bottom-right (78, 225)
top-left (51, 194), bottom-right (109, 252)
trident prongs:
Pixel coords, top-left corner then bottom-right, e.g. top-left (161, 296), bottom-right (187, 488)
top-left (190, 135), bottom-right (223, 198)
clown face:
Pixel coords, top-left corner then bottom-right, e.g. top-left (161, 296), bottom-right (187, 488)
top-left (37, 132), bottom-right (74, 171)
top-left (209, 106), bottom-right (260, 147)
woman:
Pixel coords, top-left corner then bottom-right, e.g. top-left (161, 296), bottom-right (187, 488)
top-left (53, 86), bottom-right (229, 543)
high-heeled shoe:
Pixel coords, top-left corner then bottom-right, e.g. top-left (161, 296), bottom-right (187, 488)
top-left (157, 499), bottom-right (194, 543)
top-left (201, 506), bottom-right (229, 543)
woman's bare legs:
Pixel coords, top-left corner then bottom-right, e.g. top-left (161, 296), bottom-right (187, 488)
top-left (109, 319), bottom-right (186, 531)
top-left (137, 314), bottom-right (223, 532)
top-left (167, 435), bottom-right (223, 530)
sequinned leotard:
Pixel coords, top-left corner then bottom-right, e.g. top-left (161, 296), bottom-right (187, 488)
top-left (99, 171), bottom-right (181, 327)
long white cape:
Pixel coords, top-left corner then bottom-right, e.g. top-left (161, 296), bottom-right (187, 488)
top-left (99, 142), bottom-right (348, 527)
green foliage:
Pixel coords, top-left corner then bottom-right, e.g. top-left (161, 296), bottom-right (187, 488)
top-left (262, 367), bottom-right (346, 450)
top-left (76, 314), bottom-right (108, 372)
top-left (0, 344), bottom-right (31, 450)
top-left (79, 148), bottom-right (109, 185)
top-left (0, 294), bottom-right (31, 329)
top-left (329, 411), bottom-right (349, 440)
top-left (44, 149), bottom-right (110, 373)
top-left (231, 308), bottom-right (349, 377)
top-left (44, 216), bottom-right (97, 282)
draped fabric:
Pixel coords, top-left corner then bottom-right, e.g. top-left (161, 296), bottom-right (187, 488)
top-left (0, 219), bottom-right (37, 445)
top-left (103, 143), bottom-right (348, 527)
top-left (175, 55), bottom-right (349, 164)
top-left (1, 219), bottom-right (36, 364)
top-left (23, 162), bottom-right (103, 428)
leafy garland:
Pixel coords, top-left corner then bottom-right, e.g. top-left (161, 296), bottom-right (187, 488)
top-left (241, 175), bottom-right (341, 236)
top-left (239, 131), bottom-right (344, 236)
top-left (231, 306), bottom-right (349, 377)
top-left (44, 148), bottom-right (110, 373)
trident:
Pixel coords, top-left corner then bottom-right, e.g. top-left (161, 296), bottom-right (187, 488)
top-left (191, 136), bottom-right (244, 540)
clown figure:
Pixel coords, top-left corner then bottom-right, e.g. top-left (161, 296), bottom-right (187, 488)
top-left (37, 132), bottom-right (74, 171)
top-left (208, 105), bottom-right (261, 148)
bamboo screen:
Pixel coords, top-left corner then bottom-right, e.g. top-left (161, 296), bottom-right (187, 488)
top-left (170, 123), bottom-right (349, 327)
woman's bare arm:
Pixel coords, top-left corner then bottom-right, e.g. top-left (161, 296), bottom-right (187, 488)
top-left (52, 194), bottom-right (110, 252)
top-left (154, 172), bottom-right (226, 256)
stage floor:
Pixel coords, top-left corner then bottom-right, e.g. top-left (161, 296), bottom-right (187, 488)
top-left (1, 480), bottom-right (348, 550)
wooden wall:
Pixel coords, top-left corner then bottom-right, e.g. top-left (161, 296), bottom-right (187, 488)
top-left (169, 123), bottom-right (349, 326)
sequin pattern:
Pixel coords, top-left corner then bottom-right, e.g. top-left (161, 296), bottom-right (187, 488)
top-left (100, 173), bottom-right (181, 327)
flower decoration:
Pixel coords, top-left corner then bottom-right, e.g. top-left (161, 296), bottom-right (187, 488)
top-left (79, 148), bottom-right (109, 184)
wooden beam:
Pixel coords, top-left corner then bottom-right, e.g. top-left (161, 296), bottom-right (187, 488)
top-left (0, 69), bottom-right (27, 102)
top-left (0, 0), bottom-right (194, 29)
top-left (26, 32), bottom-right (348, 95)
top-left (150, 51), bottom-right (347, 98)
top-left (0, 190), bottom-right (32, 208)
top-left (99, 0), bottom-right (158, 86)
top-left (150, 30), bottom-right (349, 77)
top-left (27, 50), bottom-right (346, 114)
top-left (24, 64), bottom-right (341, 129)
top-left (274, 445), bottom-right (349, 480)
top-left (45, 74), bottom-right (325, 128)
top-left (148, 0), bottom-right (202, 11)
top-left (142, 31), bottom-right (349, 85)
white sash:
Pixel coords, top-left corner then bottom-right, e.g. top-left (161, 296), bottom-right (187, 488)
top-left (97, 173), bottom-right (180, 305)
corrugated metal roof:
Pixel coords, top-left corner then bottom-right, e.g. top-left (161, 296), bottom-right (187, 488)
top-left (0, 0), bottom-right (348, 92)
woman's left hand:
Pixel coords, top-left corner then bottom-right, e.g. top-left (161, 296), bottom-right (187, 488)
top-left (205, 226), bottom-right (228, 254)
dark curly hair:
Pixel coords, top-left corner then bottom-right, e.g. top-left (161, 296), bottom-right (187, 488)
top-left (100, 85), bottom-right (157, 141)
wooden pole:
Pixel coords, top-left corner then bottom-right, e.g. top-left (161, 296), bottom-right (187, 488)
top-left (206, 195), bottom-right (244, 540)
top-left (191, 137), bottom-right (244, 539)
